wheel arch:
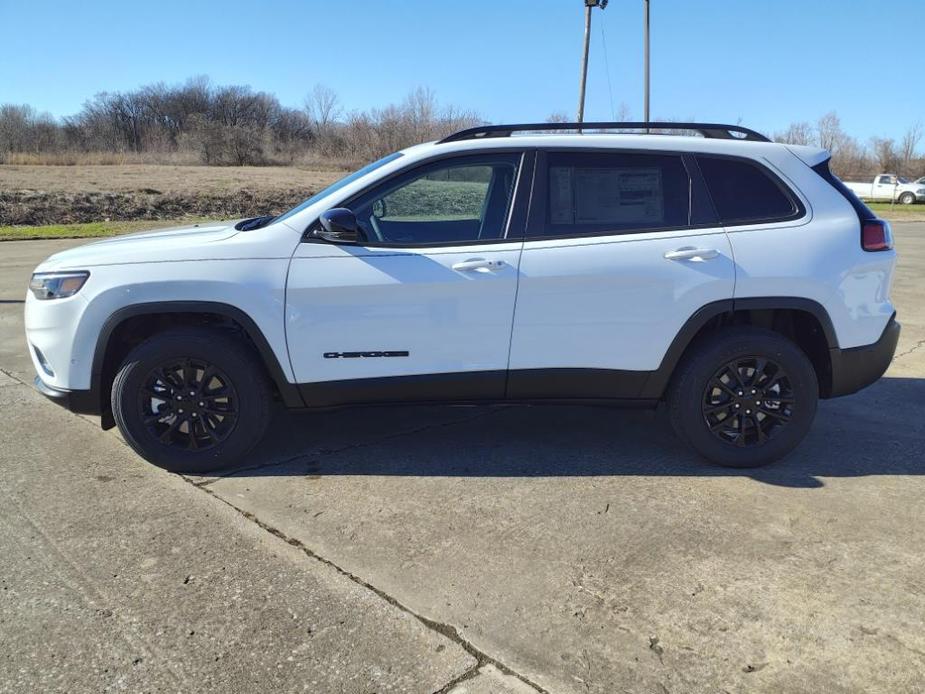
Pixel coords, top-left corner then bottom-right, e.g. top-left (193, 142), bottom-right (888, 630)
top-left (642, 297), bottom-right (838, 400)
top-left (92, 301), bottom-right (303, 427)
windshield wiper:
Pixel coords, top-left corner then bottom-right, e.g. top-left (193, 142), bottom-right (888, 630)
top-left (235, 215), bottom-right (275, 231)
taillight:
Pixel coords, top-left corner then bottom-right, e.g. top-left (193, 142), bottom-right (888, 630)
top-left (861, 219), bottom-right (893, 252)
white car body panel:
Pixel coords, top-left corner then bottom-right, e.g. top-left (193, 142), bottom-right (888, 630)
top-left (286, 240), bottom-right (522, 385)
top-left (510, 226), bottom-right (734, 372)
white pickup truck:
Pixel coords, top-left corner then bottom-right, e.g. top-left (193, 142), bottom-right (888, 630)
top-left (843, 174), bottom-right (925, 205)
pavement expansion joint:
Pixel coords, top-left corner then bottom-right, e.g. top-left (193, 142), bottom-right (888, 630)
top-left (895, 338), bottom-right (925, 360)
top-left (188, 478), bottom-right (548, 694)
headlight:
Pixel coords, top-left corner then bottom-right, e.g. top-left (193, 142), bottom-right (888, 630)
top-left (28, 271), bottom-right (90, 300)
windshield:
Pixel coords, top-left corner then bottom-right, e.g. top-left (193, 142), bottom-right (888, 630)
top-left (272, 151), bottom-right (404, 225)
top-left (898, 177), bottom-right (911, 184)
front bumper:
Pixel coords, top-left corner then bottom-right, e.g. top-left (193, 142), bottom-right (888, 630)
top-left (827, 314), bottom-right (900, 398)
top-left (33, 375), bottom-right (100, 415)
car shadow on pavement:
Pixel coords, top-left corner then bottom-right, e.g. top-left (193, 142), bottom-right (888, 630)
top-left (217, 376), bottom-right (924, 489)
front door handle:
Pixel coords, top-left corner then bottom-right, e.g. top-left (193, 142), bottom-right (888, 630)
top-left (452, 258), bottom-right (505, 272)
top-left (663, 247), bottom-right (719, 262)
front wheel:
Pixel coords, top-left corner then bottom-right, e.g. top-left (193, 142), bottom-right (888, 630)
top-left (667, 327), bottom-right (818, 468)
top-left (898, 192), bottom-right (916, 205)
top-left (111, 328), bottom-right (272, 473)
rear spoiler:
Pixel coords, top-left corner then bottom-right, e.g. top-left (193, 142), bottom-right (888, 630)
top-left (785, 145), bottom-right (830, 168)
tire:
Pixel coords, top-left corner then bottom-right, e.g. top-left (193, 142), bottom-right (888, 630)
top-left (667, 327), bottom-right (818, 468)
top-left (898, 192), bottom-right (916, 205)
top-left (111, 328), bottom-right (272, 473)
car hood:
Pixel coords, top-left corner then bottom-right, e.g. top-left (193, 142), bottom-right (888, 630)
top-left (35, 221), bottom-right (243, 271)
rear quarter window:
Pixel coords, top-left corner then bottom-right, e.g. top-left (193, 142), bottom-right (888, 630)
top-left (697, 156), bottom-right (802, 225)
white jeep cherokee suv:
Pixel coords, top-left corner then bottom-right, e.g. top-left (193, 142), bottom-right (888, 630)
top-left (25, 122), bottom-right (900, 472)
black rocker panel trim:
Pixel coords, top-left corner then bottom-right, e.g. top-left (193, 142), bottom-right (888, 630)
top-left (506, 368), bottom-right (650, 400)
top-left (299, 370), bottom-right (507, 408)
top-left (298, 369), bottom-right (657, 409)
top-left (93, 301), bottom-right (304, 412)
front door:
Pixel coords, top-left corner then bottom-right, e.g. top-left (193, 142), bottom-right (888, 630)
top-left (508, 148), bottom-right (736, 399)
top-left (286, 151), bottom-right (530, 406)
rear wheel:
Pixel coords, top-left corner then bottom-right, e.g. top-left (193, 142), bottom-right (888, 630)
top-left (668, 327), bottom-right (818, 468)
top-left (111, 328), bottom-right (272, 473)
top-left (899, 192), bottom-right (916, 205)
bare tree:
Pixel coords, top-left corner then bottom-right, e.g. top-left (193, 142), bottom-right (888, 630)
top-left (545, 111), bottom-right (570, 123)
top-left (304, 84), bottom-right (341, 135)
top-left (899, 122), bottom-right (922, 174)
top-left (816, 111), bottom-right (844, 153)
top-left (870, 137), bottom-right (899, 173)
top-left (774, 121), bottom-right (814, 146)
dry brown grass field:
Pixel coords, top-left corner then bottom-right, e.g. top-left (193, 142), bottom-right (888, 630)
top-left (2, 163), bottom-right (924, 239)
top-left (0, 164), bottom-right (344, 230)
top-left (0, 164), bottom-right (342, 195)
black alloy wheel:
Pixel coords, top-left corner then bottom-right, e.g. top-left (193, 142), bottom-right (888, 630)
top-left (139, 358), bottom-right (238, 452)
top-left (701, 356), bottom-right (794, 448)
top-left (668, 326), bottom-right (818, 468)
top-left (111, 328), bottom-right (272, 473)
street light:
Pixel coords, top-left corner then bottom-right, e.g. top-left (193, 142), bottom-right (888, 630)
top-left (575, 0), bottom-right (651, 128)
top-left (576, 0), bottom-right (608, 123)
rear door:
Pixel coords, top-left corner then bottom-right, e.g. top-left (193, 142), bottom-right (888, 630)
top-left (508, 148), bottom-right (736, 399)
top-left (286, 150), bottom-right (531, 406)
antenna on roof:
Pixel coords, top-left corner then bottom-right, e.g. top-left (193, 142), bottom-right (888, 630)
top-left (577, 0), bottom-right (608, 123)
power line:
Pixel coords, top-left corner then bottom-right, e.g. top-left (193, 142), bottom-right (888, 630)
top-left (599, 19), bottom-right (616, 120)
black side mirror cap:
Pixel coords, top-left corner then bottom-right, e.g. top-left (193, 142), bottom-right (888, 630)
top-left (313, 208), bottom-right (362, 243)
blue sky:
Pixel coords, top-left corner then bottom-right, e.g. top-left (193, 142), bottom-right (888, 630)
top-left (1, 0), bottom-right (921, 143)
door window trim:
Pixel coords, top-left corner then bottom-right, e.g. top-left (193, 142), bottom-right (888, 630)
top-left (304, 149), bottom-right (535, 249)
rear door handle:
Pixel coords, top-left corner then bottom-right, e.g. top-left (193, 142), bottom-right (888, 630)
top-left (663, 247), bottom-right (719, 262)
top-left (452, 258), bottom-right (505, 272)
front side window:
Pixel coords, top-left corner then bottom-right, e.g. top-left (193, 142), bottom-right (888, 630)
top-left (697, 156), bottom-right (800, 225)
top-left (274, 151), bottom-right (404, 225)
top-left (348, 153), bottom-right (521, 246)
top-left (540, 151), bottom-right (690, 237)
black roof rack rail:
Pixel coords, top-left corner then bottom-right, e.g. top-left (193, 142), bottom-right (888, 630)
top-left (438, 121), bottom-right (771, 144)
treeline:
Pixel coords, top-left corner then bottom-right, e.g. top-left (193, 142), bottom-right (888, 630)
top-left (774, 112), bottom-right (923, 179)
top-left (1, 77), bottom-right (922, 178)
top-left (0, 77), bottom-right (479, 167)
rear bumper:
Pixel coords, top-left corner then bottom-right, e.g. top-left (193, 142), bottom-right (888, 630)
top-left (827, 315), bottom-right (900, 398)
top-left (33, 375), bottom-right (100, 415)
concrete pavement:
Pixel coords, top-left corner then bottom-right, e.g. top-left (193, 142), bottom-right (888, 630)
top-left (2, 225), bottom-right (925, 692)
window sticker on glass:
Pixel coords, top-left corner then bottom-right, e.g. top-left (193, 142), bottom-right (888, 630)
top-left (573, 168), bottom-right (664, 225)
top-left (550, 167), bottom-right (575, 224)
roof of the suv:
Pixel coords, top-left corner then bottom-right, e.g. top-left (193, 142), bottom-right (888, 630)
top-left (410, 133), bottom-right (828, 163)
top-left (404, 121), bottom-right (830, 167)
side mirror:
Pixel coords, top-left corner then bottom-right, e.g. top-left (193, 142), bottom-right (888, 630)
top-left (314, 208), bottom-right (362, 243)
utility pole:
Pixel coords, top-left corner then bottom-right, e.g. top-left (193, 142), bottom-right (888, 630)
top-left (577, 0), bottom-right (608, 123)
top-left (643, 0), bottom-right (650, 126)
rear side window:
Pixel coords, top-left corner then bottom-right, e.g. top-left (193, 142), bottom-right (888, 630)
top-left (697, 156), bottom-right (800, 225)
top-left (541, 151), bottom-right (690, 236)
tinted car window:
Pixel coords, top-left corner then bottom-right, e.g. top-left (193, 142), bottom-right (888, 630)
top-left (540, 151), bottom-right (690, 237)
top-left (349, 153), bottom-right (521, 246)
top-left (697, 156), bottom-right (798, 224)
